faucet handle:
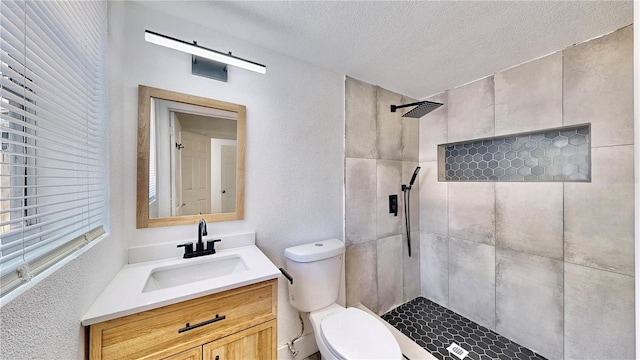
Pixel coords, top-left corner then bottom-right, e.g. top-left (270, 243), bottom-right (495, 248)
top-left (206, 239), bottom-right (222, 253)
top-left (177, 242), bottom-right (194, 258)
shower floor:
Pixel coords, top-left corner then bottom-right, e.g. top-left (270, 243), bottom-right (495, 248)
top-left (382, 297), bottom-right (547, 360)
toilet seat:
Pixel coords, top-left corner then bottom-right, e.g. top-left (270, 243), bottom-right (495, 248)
top-left (320, 307), bottom-right (402, 360)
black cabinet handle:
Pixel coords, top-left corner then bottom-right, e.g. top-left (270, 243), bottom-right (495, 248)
top-left (178, 314), bottom-right (226, 333)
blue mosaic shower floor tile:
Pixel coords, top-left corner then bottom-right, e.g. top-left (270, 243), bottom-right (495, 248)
top-left (382, 297), bottom-right (548, 360)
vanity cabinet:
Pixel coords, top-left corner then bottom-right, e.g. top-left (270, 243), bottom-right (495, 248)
top-left (89, 279), bottom-right (277, 360)
top-left (203, 321), bottom-right (276, 360)
top-left (162, 347), bottom-right (202, 360)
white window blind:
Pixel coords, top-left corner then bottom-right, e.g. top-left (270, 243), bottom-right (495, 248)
top-left (0, 0), bottom-right (108, 298)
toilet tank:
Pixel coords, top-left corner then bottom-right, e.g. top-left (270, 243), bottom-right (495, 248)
top-left (284, 239), bottom-right (345, 313)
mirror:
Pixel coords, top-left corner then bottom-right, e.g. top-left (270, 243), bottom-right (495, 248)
top-left (137, 85), bottom-right (245, 228)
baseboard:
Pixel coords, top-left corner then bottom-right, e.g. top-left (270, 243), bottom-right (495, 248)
top-left (277, 333), bottom-right (319, 360)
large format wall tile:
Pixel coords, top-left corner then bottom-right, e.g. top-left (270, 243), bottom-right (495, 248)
top-left (377, 160), bottom-right (402, 239)
top-left (447, 76), bottom-right (495, 143)
top-left (496, 249), bottom-right (563, 360)
top-left (564, 145), bottom-right (634, 275)
top-left (420, 233), bottom-right (448, 307)
top-left (495, 52), bottom-right (563, 136)
top-left (419, 161), bottom-right (448, 236)
top-left (419, 92), bottom-right (447, 162)
top-left (564, 25), bottom-right (633, 147)
top-left (449, 182), bottom-right (495, 245)
top-left (377, 235), bottom-right (404, 314)
top-left (346, 241), bottom-right (378, 311)
top-left (345, 158), bottom-right (377, 244)
top-left (448, 238), bottom-right (495, 330)
top-left (345, 77), bottom-right (377, 158)
top-left (377, 88), bottom-right (403, 160)
top-left (496, 182), bottom-right (563, 259)
top-left (564, 263), bottom-right (635, 360)
top-left (403, 230), bottom-right (421, 302)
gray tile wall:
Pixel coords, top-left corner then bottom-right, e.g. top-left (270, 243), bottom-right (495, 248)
top-left (564, 263), bottom-right (635, 360)
top-left (495, 249), bottom-right (564, 360)
top-left (345, 77), bottom-right (421, 315)
top-left (448, 238), bottom-right (496, 330)
top-left (419, 26), bottom-right (635, 360)
top-left (495, 52), bottom-right (563, 136)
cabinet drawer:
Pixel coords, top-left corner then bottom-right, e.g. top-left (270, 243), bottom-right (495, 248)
top-left (89, 279), bottom-right (277, 360)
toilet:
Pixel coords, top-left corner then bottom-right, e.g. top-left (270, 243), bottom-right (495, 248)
top-left (284, 239), bottom-right (402, 360)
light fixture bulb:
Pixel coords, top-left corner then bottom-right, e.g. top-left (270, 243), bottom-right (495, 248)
top-left (144, 30), bottom-right (266, 74)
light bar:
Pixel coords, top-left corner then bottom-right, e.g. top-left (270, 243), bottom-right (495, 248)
top-left (144, 30), bottom-right (266, 74)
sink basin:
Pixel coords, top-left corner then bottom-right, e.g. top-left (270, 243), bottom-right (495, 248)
top-left (142, 255), bottom-right (248, 293)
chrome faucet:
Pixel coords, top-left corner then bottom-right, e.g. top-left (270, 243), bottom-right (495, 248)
top-left (176, 219), bottom-right (221, 258)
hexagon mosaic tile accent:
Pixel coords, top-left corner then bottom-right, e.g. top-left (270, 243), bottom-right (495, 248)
top-left (382, 297), bottom-right (548, 360)
top-left (441, 126), bottom-right (590, 181)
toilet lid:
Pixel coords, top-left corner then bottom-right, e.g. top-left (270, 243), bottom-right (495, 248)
top-left (320, 308), bottom-right (401, 360)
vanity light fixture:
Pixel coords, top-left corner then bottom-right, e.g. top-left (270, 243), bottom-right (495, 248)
top-left (144, 30), bottom-right (267, 75)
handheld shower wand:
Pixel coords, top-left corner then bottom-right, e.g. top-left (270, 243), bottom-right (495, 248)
top-left (402, 166), bottom-right (420, 257)
top-left (408, 167), bottom-right (420, 189)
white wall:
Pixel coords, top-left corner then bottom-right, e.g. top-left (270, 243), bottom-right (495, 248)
top-left (0, 2), bottom-right (344, 358)
top-left (111, 0), bottom-right (345, 353)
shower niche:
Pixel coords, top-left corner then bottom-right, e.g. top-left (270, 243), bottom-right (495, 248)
top-left (438, 124), bottom-right (590, 182)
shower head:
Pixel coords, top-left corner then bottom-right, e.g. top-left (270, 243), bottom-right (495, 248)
top-left (402, 166), bottom-right (421, 192)
top-left (390, 100), bottom-right (443, 118)
top-left (409, 166), bottom-right (421, 187)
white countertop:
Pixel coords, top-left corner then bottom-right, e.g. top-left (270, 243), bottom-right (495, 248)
top-left (81, 244), bottom-right (280, 326)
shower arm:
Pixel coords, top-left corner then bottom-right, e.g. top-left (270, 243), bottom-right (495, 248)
top-left (390, 102), bottom-right (424, 112)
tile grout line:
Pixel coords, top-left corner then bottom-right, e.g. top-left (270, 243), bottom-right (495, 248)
top-left (561, 48), bottom-right (566, 360)
top-left (493, 75), bottom-right (498, 332)
top-left (445, 90), bottom-right (451, 309)
top-left (562, 259), bottom-right (635, 278)
top-left (374, 85), bottom-right (380, 312)
top-left (494, 181), bottom-right (498, 332)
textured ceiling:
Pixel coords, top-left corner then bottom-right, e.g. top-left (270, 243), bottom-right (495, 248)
top-left (133, 1), bottom-right (633, 99)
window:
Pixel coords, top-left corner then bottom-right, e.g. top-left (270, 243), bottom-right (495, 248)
top-left (0, 0), bottom-right (108, 299)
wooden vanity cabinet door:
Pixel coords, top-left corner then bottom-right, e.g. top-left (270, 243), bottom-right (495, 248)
top-left (88, 279), bottom-right (277, 359)
top-left (203, 320), bottom-right (276, 360)
top-left (162, 346), bottom-right (202, 360)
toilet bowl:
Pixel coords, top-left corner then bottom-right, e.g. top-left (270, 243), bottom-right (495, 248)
top-left (283, 239), bottom-right (402, 360)
top-left (309, 303), bottom-right (402, 360)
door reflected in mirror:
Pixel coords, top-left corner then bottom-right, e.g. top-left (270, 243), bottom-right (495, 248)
top-left (149, 98), bottom-right (238, 218)
top-left (137, 85), bottom-right (245, 228)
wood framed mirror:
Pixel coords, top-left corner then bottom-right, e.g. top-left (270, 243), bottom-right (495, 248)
top-left (137, 85), bottom-right (245, 228)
